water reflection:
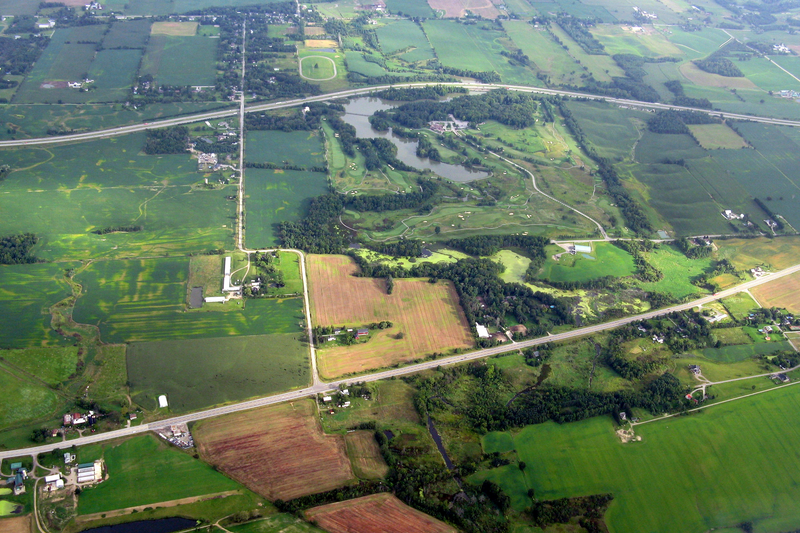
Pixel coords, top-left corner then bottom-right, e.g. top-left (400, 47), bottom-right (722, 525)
top-left (340, 97), bottom-right (490, 183)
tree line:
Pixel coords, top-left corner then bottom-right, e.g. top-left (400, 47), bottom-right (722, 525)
top-left (144, 126), bottom-right (188, 154)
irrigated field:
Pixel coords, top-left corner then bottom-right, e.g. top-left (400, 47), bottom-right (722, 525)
top-left (752, 271), bottom-right (800, 313)
top-left (194, 400), bottom-right (354, 500)
top-left (308, 255), bottom-right (473, 379)
top-left (305, 493), bottom-right (457, 533)
top-left (77, 435), bottom-right (240, 515)
top-left (475, 384), bottom-right (800, 533)
top-left (127, 333), bottom-right (310, 412)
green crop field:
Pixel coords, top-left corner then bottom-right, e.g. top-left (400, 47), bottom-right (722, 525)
top-left (688, 124), bottom-right (749, 149)
top-left (699, 341), bottom-right (793, 363)
top-left (0, 263), bottom-right (75, 348)
top-left (0, 347), bottom-right (78, 386)
top-left (564, 100), bottom-right (649, 161)
top-left (549, 25), bottom-right (625, 82)
top-left (423, 20), bottom-right (540, 86)
top-left (535, 242), bottom-right (636, 283)
top-left (475, 384), bottom-right (800, 532)
top-left (246, 130), bottom-right (325, 168)
top-left (103, 19), bottom-right (152, 48)
top-left (0, 364), bottom-right (60, 428)
top-left (533, 0), bottom-right (616, 20)
top-left (245, 169), bottom-right (329, 248)
top-left (141, 35), bottom-right (218, 86)
top-left (639, 245), bottom-right (713, 298)
top-left (77, 434), bottom-right (241, 514)
top-left (384, 0), bottom-right (434, 18)
top-left (86, 49), bottom-right (143, 102)
top-left (592, 25), bottom-right (683, 58)
top-left (375, 20), bottom-right (434, 61)
top-left (504, 21), bottom-right (582, 86)
top-left (128, 332), bottom-right (309, 412)
top-left (666, 27), bottom-right (731, 59)
top-left (73, 258), bottom-right (304, 343)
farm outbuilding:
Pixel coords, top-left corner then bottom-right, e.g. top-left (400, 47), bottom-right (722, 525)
top-left (574, 244), bottom-right (592, 254)
top-left (158, 395), bottom-right (169, 408)
top-left (475, 323), bottom-right (490, 338)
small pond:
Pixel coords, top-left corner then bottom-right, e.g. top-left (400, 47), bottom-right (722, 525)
top-left (342, 97), bottom-right (490, 183)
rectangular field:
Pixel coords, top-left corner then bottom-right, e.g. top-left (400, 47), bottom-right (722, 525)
top-left (141, 35), bottom-right (217, 86)
top-left (305, 493), bottom-right (457, 533)
top-left (375, 20), bottom-right (434, 61)
top-left (77, 434), bottom-right (240, 515)
top-left (244, 169), bottom-right (329, 248)
top-left (345, 431), bottom-right (389, 479)
top-left (103, 19), bottom-right (152, 48)
top-left (194, 400), bottom-right (354, 501)
top-left (308, 255), bottom-right (473, 379)
top-left (151, 21), bottom-right (198, 36)
top-left (475, 384), bottom-right (800, 533)
top-left (752, 271), bottom-right (800, 313)
top-left (127, 333), bottom-right (310, 412)
top-left (246, 130), bottom-right (325, 168)
top-left (73, 258), bottom-right (304, 343)
top-left (688, 124), bottom-right (748, 149)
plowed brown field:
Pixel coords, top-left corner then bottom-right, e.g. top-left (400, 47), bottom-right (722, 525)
top-left (308, 255), bottom-right (473, 379)
top-left (194, 400), bottom-right (354, 500)
top-left (306, 493), bottom-right (457, 533)
top-left (752, 271), bottom-right (800, 313)
top-left (0, 515), bottom-right (30, 533)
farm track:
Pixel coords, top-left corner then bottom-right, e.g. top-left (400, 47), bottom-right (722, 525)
top-left (4, 81), bottom-right (800, 149)
top-left (4, 260), bottom-right (800, 459)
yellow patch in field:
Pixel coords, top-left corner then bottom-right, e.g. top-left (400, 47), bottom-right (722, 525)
top-left (305, 39), bottom-right (338, 48)
top-left (679, 62), bottom-right (757, 89)
top-left (688, 123), bottom-right (749, 149)
top-left (151, 21), bottom-right (198, 36)
top-left (305, 26), bottom-right (325, 36)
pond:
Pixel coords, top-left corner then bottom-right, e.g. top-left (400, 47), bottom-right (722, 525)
top-left (79, 517), bottom-right (197, 533)
top-left (342, 97), bottom-right (490, 183)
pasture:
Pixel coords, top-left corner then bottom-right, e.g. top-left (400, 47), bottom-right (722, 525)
top-left (77, 434), bottom-right (240, 515)
top-left (688, 124), bottom-right (749, 149)
top-left (0, 347), bottom-right (77, 387)
top-left (639, 245), bottom-right (713, 298)
top-left (228, 515), bottom-right (326, 533)
top-left (375, 20), bottom-right (434, 61)
top-left (141, 35), bottom-right (217, 86)
top-left (246, 130), bottom-right (325, 168)
top-left (73, 258), bottom-right (304, 343)
top-left (720, 292), bottom-right (759, 320)
top-left (127, 333), bottom-right (310, 412)
top-left (308, 255), bottom-right (473, 379)
top-left (752, 271), bottom-right (800, 313)
top-left (564, 100), bottom-right (649, 161)
top-left (504, 22), bottom-right (583, 86)
top-left (0, 364), bottom-right (60, 428)
top-left (244, 169), bottom-right (329, 248)
top-left (305, 493), bottom-right (457, 533)
top-left (345, 431), bottom-right (389, 479)
top-left (698, 341), bottom-right (793, 363)
top-left (103, 19), bottom-right (152, 48)
top-left (345, 52), bottom-right (408, 78)
top-left (194, 400), bottom-right (354, 500)
top-left (591, 25), bottom-right (683, 58)
top-left (476, 384), bottom-right (800, 533)
top-left (384, 0), bottom-right (434, 17)
top-left (535, 242), bottom-right (636, 283)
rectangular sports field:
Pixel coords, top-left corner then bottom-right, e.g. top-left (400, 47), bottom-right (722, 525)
top-left (244, 169), bottom-right (329, 248)
top-left (127, 333), bottom-right (310, 412)
top-left (194, 400), bottom-right (354, 500)
top-left (475, 384), bottom-right (800, 533)
top-left (308, 255), bottom-right (473, 379)
top-left (141, 35), bottom-right (217, 86)
top-left (305, 493), bottom-right (457, 533)
top-left (752, 271), bottom-right (800, 313)
top-left (77, 434), bottom-right (240, 515)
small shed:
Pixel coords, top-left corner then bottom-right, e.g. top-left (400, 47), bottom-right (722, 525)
top-left (356, 328), bottom-right (369, 338)
top-left (158, 395), bottom-right (169, 408)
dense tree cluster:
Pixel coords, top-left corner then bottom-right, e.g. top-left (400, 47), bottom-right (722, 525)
top-left (0, 233), bottom-right (39, 264)
top-left (647, 110), bottom-right (720, 134)
top-left (695, 56), bottom-right (744, 77)
top-left (0, 36), bottom-right (47, 78)
top-left (664, 80), bottom-right (713, 109)
top-left (246, 68), bottom-right (321, 100)
top-left (91, 225), bottom-right (142, 235)
top-left (278, 194), bottom-right (346, 253)
top-left (527, 494), bottom-right (614, 532)
top-left (143, 126), bottom-right (189, 154)
top-left (373, 85), bottom-right (466, 101)
top-left (612, 240), bottom-right (663, 282)
top-left (555, 16), bottom-right (605, 54)
top-left (366, 238), bottom-right (424, 257)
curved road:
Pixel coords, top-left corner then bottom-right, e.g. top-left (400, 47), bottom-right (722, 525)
top-left (3, 261), bottom-right (800, 460)
top-left (3, 81), bottom-right (800, 148)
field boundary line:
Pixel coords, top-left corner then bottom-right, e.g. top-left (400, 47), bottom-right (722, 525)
top-left (75, 490), bottom-right (243, 522)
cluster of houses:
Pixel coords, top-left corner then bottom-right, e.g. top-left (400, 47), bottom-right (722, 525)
top-left (325, 328), bottom-right (369, 342)
top-left (779, 89), bottom-right (800, 99)
top-left (197, 152), bottom-right (218, 172)
top-left (5, 463), bottom-right (28, 495)
top-left (67, 78), bottom-right (95, 89)
top-left (632, 6), bottom-right (657, 19)
top-left (156, 424), bottom-right (194, 449)
top-left (429, 116), bottom-right (469, 134)
top-left (322, 388), bottom-right (351, 410)
top-left (722, 209), bottom-right (744, 221)
top-left (773, 44), bottom-right (791, 54)
top-left (63, 410), bottom-right (99, 427)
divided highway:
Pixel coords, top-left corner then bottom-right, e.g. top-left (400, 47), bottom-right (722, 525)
top-left (2, 81), bottom-right (800, 149)
top-left (3, 260), bottom-right (799, 460)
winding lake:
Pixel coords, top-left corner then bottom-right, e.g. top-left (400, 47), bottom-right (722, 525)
top-left (341, 97), bottom-right (490, 183)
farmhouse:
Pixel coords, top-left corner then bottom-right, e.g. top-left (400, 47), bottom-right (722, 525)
top-left (722, 209), bottom-right (744, 220)
top-left (356, 328), bottom-right (369, 338)
top-left (688, 365), bottom-right (701, 375)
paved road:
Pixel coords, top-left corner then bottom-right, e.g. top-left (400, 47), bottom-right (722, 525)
top-left (3, 81), bottom-right (800, 149)
top-left (3, 261), bottom-right (800, 460)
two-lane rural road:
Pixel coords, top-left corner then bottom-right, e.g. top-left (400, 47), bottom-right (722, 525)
top-left (3, 261), bottom-right (799, 460)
